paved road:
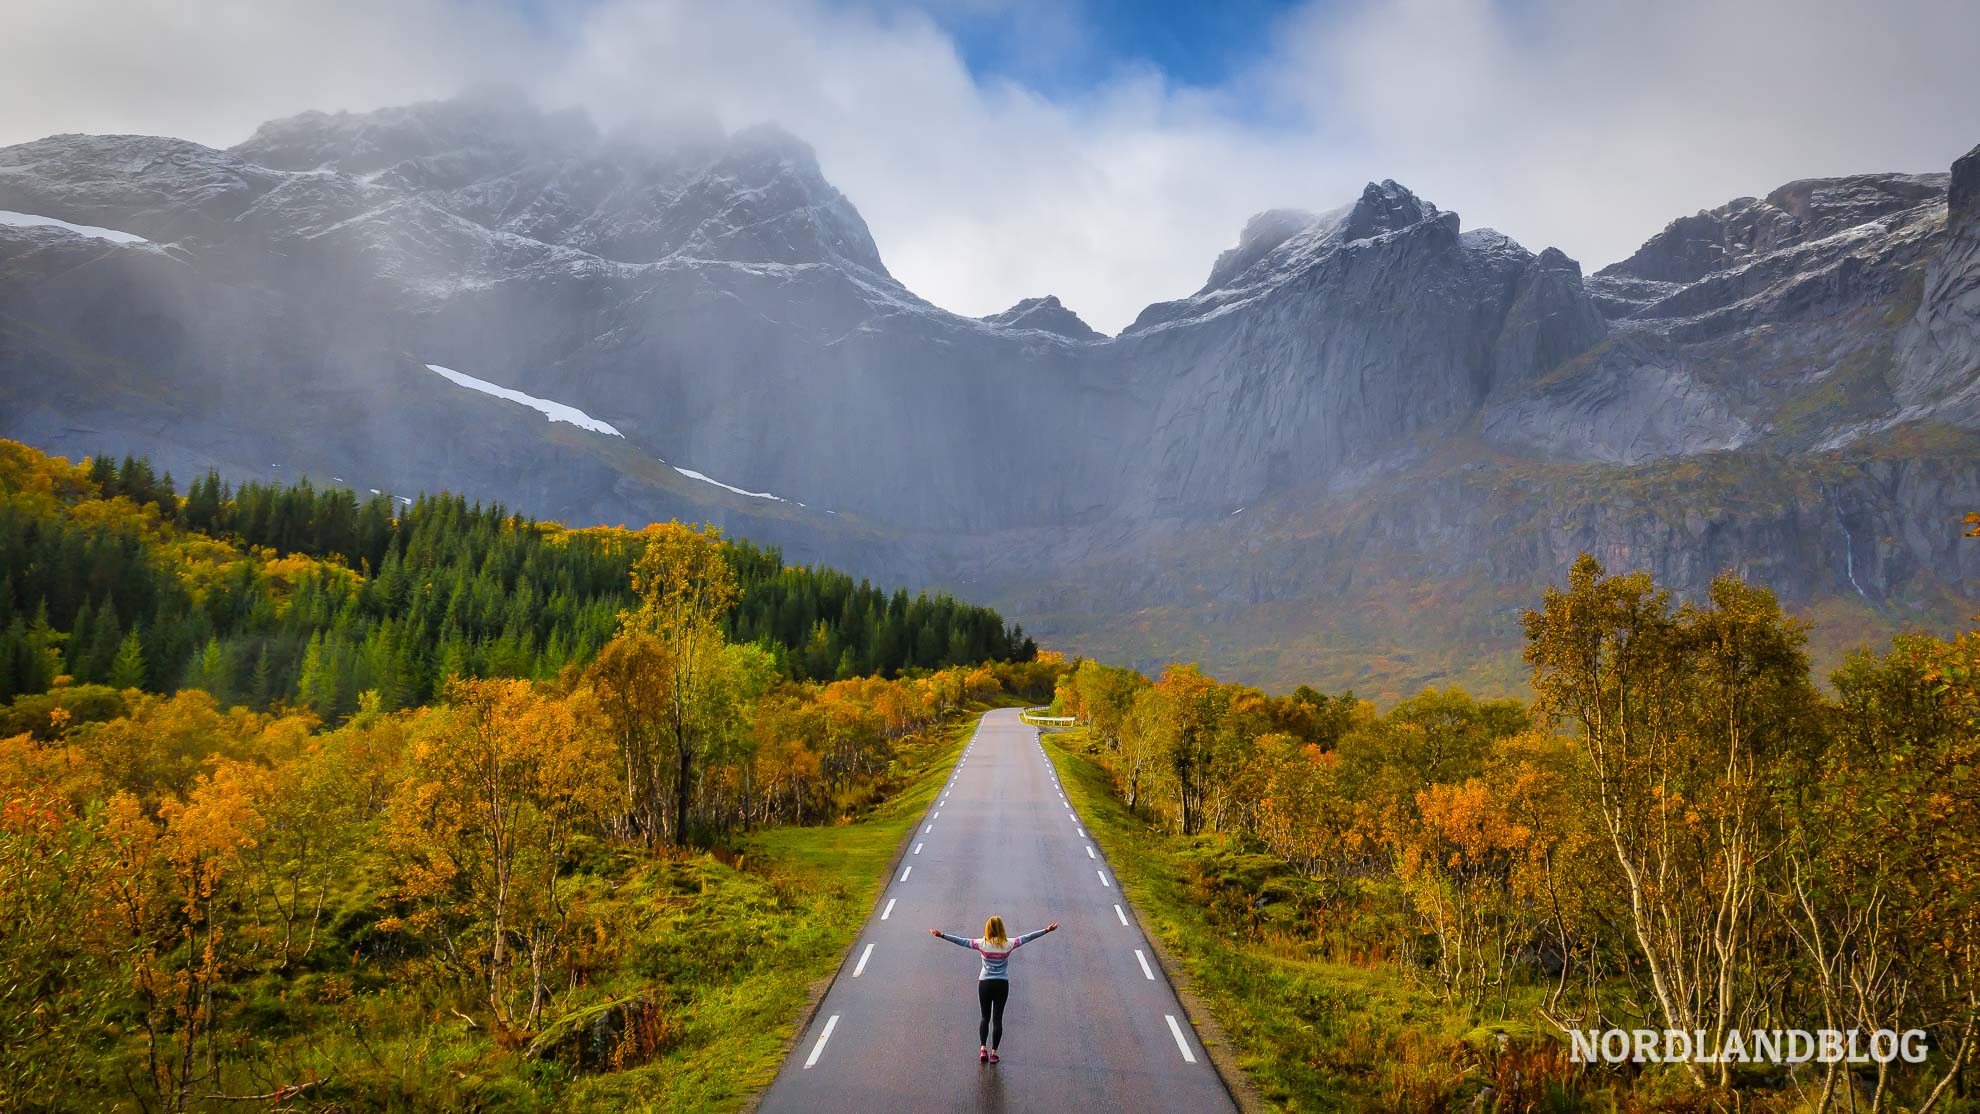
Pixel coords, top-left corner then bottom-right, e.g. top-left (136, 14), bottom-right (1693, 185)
top-left (756, 707), bottom-right (1237, 1113)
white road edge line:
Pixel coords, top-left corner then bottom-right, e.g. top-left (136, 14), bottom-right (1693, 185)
top-left (900, 865), bottom-right (912, 881)
top-left (883, 898), bottom-right (897, 920)
top-left (1115, 904), bottom-right (1128, 925)
top-left (1098, 870), bottom-right (1111, 887)
top-left (1165, 1015), bottom-right (1196, 1063)
top-left (805, 1014), bottom-right (841, 1068)
top-left (914, 842), bottom-right (924, 854)
top-left (1086, 845), bottom-right (1096, 859)
top-left (934, 811), bottom-right (940, 819)
top-left (1077, 827), bottom-right (1085, 836)
top-left (854, 943), bottom-right (875, 977)
top-left (1135, 949), bottom-right (1155, 979)
top-left (924, 825), bottom-right (932, 834)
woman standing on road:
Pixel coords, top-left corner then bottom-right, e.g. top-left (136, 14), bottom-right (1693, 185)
top-left (931, 916), bottom-right (1059, 1064)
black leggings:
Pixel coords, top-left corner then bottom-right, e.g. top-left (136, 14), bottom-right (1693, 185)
top-left (977, 979), bottom-right (1010, 1048)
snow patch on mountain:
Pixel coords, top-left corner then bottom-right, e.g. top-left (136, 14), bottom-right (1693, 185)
top-left (671, 466), bottom-right (786, 502)
top-left (424, 364), bottom-right (622, 436)
top-left (0, 210), bottom-right (147, 243)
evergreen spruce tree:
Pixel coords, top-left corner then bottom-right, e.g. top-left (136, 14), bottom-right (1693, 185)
top-left (296, 632), bottom-right (330, 718)
top-left (187, 637), bottom-right (228, 703)
top-left (108, 628), bottom-right (147, 691)
top-left (249, 646), bottom-right (275, 710)
top-left (0, 619), bottom-right (26, 700)
top-left (66, 597), bottom-right (95, 679)
top-left (85, 453), bottom-right (117, 493)
top-left (80, 602), bottom-right (121, 685)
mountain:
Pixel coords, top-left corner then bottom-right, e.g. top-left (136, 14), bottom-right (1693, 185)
top-left (3, 91), bottom-right (1976, 698)
top-left (981, 295), bottom-right (1101, 341)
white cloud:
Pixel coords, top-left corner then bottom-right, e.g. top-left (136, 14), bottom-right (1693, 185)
top-left (3, 0), bottom-right (1977, 334)
top-left (0, 0), bottom-right (530, 149)
top-left (1267, 0), bottom-right (1980, 283)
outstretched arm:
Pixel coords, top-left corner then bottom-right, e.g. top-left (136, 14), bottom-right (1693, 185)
top-left (929, 929), bottom-right (975, 948)
top-left (1012, 923), bottom-right (1061, 948)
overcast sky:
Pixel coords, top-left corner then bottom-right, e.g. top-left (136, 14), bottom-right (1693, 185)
top-left (4, 0), bottom-right (1976, 333)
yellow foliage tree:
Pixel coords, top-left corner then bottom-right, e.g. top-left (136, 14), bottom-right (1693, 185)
top-left (385, 678), bottom-right (615, 1029)
top-left (624, 522), bottom-right (739, 846)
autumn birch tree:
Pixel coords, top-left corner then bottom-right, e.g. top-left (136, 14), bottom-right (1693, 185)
top-left (387, 678), bottom-right (614, 1028)
top-left (624, 523), bottom-right (739, 847)
top-left (1523, 555), bottom-right (1815, 1087)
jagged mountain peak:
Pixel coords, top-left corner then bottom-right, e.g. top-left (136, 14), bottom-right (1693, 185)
top-left (1128, 180), bottom-right (1486, 335)
top-left (1342, 178), bottom-right (1441, 242)
top-left (668, 123), bottom-right (888, 277)
top-left (230, 87), bottom-right (595, 174)
top-left (982, 295), bottom-right (1102, 341)
top-left (222, 93), bottom-right (892, 278)
top-left (1599, 169), bottom-right (1950, 285)
top-left (1762, 171), bottom-right (1948, 237)
top-left (1202, 208), bottom-right (1325, 291)
top-left (1197, 182), bottom-right (1447, 297)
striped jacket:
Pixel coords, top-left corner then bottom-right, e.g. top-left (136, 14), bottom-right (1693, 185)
top-left (938, 929), bottom-right (1050, 980)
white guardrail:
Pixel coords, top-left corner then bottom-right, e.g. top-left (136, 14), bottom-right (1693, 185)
top-left (1020, 707), bottom-right (1077, 726)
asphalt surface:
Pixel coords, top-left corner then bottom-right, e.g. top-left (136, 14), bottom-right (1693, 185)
top-left (756, 707), bottom-right (1237, 1114)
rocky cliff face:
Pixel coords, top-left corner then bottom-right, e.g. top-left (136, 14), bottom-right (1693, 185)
top-left (1896, 144), bottom-right (1980, 424)
top-left (1108, 182), bottom-right (1608, 515)
top-left (1484, 167), bottom-right (1954, 465)
top-left (3, 92), bottom-right (1975, 695)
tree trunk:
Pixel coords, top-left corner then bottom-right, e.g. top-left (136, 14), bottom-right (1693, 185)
top-left (673, 727), bottom-right (693, 847)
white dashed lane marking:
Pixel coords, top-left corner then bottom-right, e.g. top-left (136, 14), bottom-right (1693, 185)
top-left (1135, 950), bottom-right (1155, 980)
top-left (1114, 904), bottom-right (1128, 926)
top-left (804, 1014), bottom-right (840, 1068)
top-left (854, 943), bottom-right (875, 977)
top-left (1165, 1015), bottom-right (1197, 1063)
top-left (882, 898), bottom-right (896, 920)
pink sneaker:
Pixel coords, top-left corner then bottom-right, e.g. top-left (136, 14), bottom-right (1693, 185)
top-left (978, 1048), bottom-right (989, 1062)
top-left (988, 1051), bottom-right (1000, 1064)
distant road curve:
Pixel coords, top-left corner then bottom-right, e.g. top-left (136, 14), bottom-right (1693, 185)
top-left (753, 707), bottom-right (1236, 1113)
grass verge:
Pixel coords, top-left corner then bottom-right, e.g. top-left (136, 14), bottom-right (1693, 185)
top-left (564, 709), bottom-right (985, 1112)
top-left (1044, 728), bottom-right (1471, 1114)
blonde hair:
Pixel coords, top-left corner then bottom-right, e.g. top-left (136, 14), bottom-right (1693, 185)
top-left (982, 916), bottom-right (1008, 948)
